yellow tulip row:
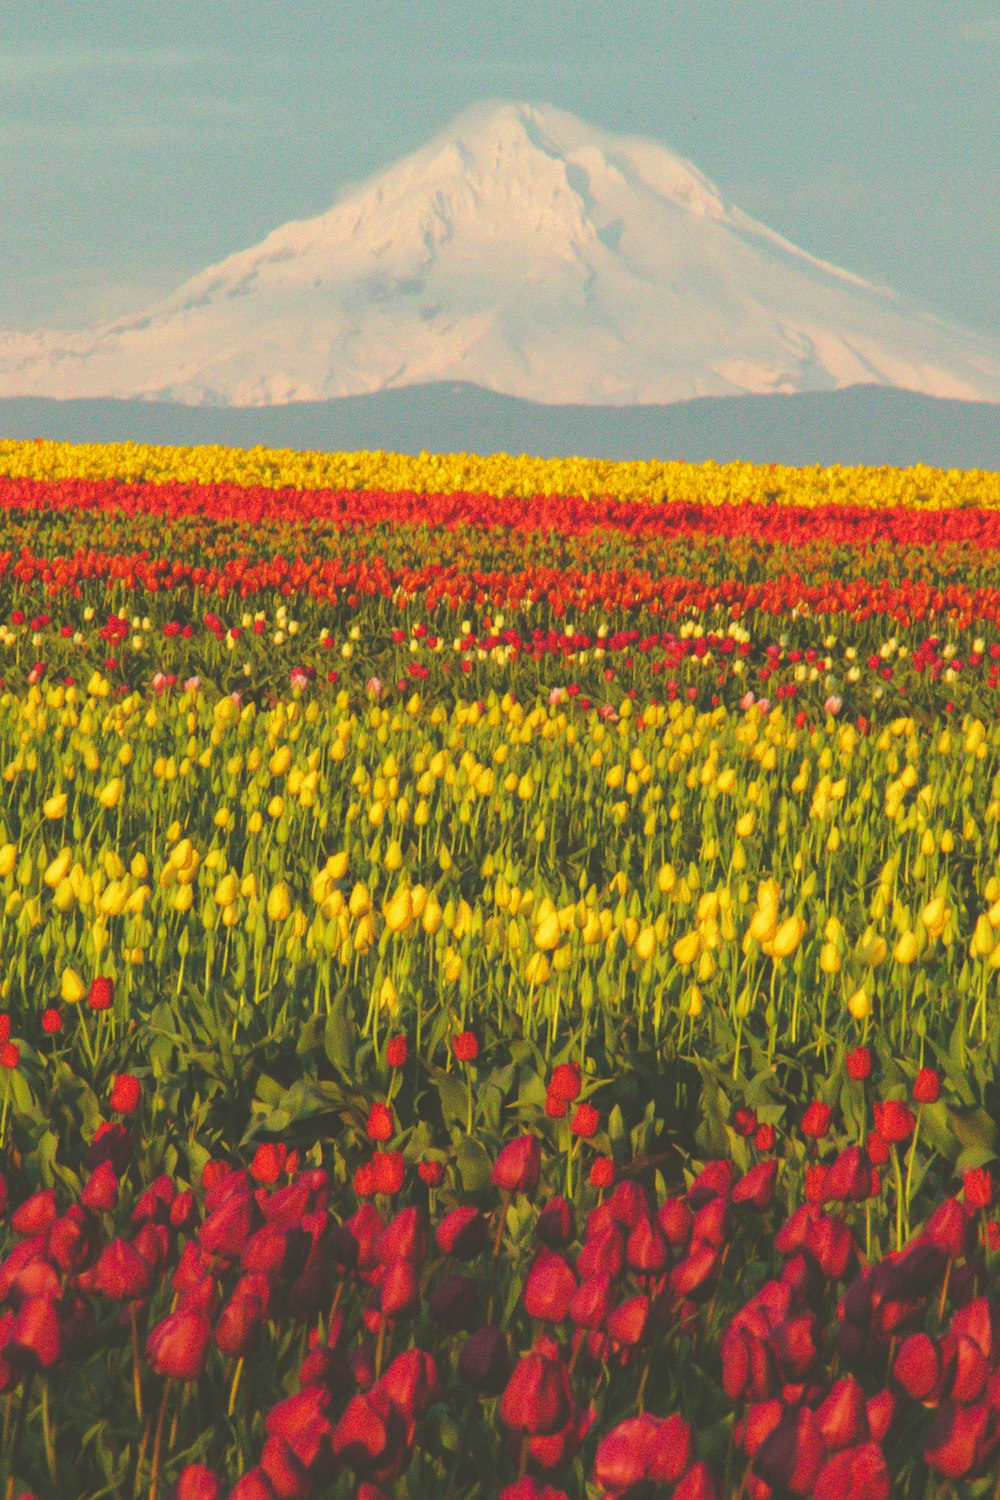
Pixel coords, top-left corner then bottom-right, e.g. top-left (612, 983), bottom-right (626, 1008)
top-left (2, 675), bottom-right (1000, 1053)
top-left (2, 437), bottom-right (998, 509)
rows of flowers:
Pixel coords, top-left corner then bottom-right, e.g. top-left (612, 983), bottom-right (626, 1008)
top-left (3, 440), bottom-right (999, 510)
top-left (0, 438), bottom-right (995, 1496)
top-left (0, 1043), bottom-right (997, 1499)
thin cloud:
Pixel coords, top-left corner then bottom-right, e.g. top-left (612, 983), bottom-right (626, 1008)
top-left (0, 44), bottom-right (199, 84)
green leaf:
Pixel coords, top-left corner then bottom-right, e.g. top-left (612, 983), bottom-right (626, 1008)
top-left (325, 990), bottom-right (356, 1074)
top-left (454, 1136), bottom-right (491, 1194)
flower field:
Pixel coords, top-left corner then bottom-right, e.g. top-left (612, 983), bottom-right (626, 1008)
top-left (0, 438), bottom-right (997, 1499)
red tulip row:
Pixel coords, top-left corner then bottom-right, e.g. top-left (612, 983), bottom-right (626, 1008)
top-left (0, 1057), bottom-right (997, 1500)
top-left (11, 476), bottom-right (1000, 552)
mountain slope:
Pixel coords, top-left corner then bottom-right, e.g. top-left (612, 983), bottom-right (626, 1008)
top-left (2, 100), bottom-right (998, 406)
top-left (4, 386), bottom-right (999, 469)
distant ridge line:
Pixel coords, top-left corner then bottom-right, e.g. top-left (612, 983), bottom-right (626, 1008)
top-left (1, 383), bottom-right (998, 471)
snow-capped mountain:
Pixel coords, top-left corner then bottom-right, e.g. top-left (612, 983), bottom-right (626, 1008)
top-left (3, 100), bottom-right (999, 407)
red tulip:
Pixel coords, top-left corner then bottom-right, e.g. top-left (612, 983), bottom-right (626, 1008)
top-left (8, 1295), bottom-right (61, 1370)
top-left (570, 1271), bottom-right (613, 1330)
top-left (813, 1443), bottom-right (891, 1500)
top-left (570, 1103), bottom-right (600, 1139)
top-left (964, 1168), bottom-right (994, 1210)
top-left (499, 1349), bottom-right (571, 1436)
top-left (110, 1073), bottom-right (142, 1115)
top-left (491, 1136), bottom-right (541, 1195)
top-left (259, 1435), bottom-right (311, 1500)
top-left (913, 1068), bottom-right (941, 1104)
top-left (435, 1205), bottom-right (488, 1259)
top-left (732, 1160), bottom-right (779, 1211)
top-left (846, 1047), bottom-right (873, 1081)
top-left (265, 1387), bottom-right (334, 1473)
top-left (803, 1216), bottom-right (858, 1280)
top-left (872, 1100), bottom-right (914, 1144)
top-left (366, 1103), bottom-right (394, 1143)
top-left (524, 1250), bottom-right (577, 1323)
top-left (379, 1258), bottom-right (420, 1320)
top-left (816, 1377), bottom-right (869, 1450)
top-left (385, 1036), bottom-right (408, 1069)
top-left (674, 1461), bottom-right (722, 1500)
top-left (606, 1294), bottom-right (650, 1348)
top-left (379, 1348), bottom-right (440, 1424)
top-left (250, 1143), bottom-right (288, 1184)
top-left (214, 1291), bottom-right (265, 1358)
top-left (536, 1197), bottom-right (574, 1248)
top-left (924, 1399), bottom-right (998, 1479)
top-left (429, 1272), bottom-right (479, 1331)
top-left (371, 1152), bottom-right (404, 1196)
top-left (669, 1242), bottom-right (720, 1299)
top-left (229, 1472), bottom-right (276, 1500)
top-left (331, 1390), bottom-right (403, 1475)
top-left (753, 1406), bottom-right (825, 1496)
top-left (658, 1197), bottom-right (694, 1248)
top-left (451, 1032), bottom-right (479, 1062)
top-left (626, 1216), bottom-right (669, 1272)
top-left (145, 1307), bottom-right (212, 1381)
top-left (894, 1333), bottom-right (946, 1401)
top-left (175, 1462), bottom-right (223, 1500)
top-left (80, 1160), bottom-right (118, 1213)
top-left (11, 1190), bottom-right (58, 1237)
top-left (577, 1224), bottom-right (625, 1280)
top-left (86, 975), bottom-right (114, 1011)
top-left (687, 1160), bottom-right (733, 1206)
top-left (593, 1412), bottom-right (694, 1491)
top-left (608, 1181), bottom-right (647, 1228)
top-left (377, 1206), bottom-right (427, 1267)
top-left (95, 1238), bottom-right (154, 1300)
top-left (925, 1198), bottom-right (974, 1260)
top-left (865, 1391), bottom-right (898, 1444)
top-left (548, 1063), bottom-right (582, 1102)
top-left (692, 1197), bottom-right (730, 1248)
top-left (458, 1325), bottom-right (510, 1394)
top-left (801, 1102), bottom-right (833, 1139)
top-left (589, 1157), bottom-right (616, 1189)
top-left (823, 1147), bottom-right (875, 1204)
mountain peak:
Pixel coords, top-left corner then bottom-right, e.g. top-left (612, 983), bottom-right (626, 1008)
top-left (1, 103), bottom-right (998, 407)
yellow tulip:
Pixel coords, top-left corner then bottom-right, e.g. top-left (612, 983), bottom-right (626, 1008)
top-left (533, 910), bottom-right (562, 951)
top-left (98, 778), bottom-right (123, 809)
top-left (847, 987), bottom-right (870, 1020)
top-left (921, 897), bottom-right (949, 940)
top-left (819, 942), bottom-right (841, 975)
top-left (443, 948), bottom-right (463, 983)
top-left (43, 793), bottom-right (68, 820)
top-left (672, 930), bottom-right (702, 967)
top-left (0, 844), bottom-right (16, 878)
top-left (633, 926), bottom-right (657, 963)
top-left (971, 914), bottom-right (994, 959)
top-left (894, 931), bottom-right (919, 965)
top-left (44, 848), bottom-right (73, 888)
top-left (348, 883), bottom-right (371, 918)
top-left (61, 966), bottom-right (86, 1003)
top-left (383, 886), bottom-right (414, 935)
top-left (771, 916), bottom-right (806, 958)
top-left (267, 883), bottom-right (291, 922)
top-left (378, 976), bottom-right (398, 1013)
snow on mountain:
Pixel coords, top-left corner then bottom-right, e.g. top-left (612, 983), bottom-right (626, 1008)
top-left (2, 100), bottom-right (999, 407)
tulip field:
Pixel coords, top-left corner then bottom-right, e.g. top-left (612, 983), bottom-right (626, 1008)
top-left (0, 438), bottom-right (999, 1500)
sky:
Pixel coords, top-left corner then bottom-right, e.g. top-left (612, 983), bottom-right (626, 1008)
top-left (3, 0), bottom-right (998, 339)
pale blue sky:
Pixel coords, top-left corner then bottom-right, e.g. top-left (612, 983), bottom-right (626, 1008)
top-left (3, 0), bottom-right (997, 336)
